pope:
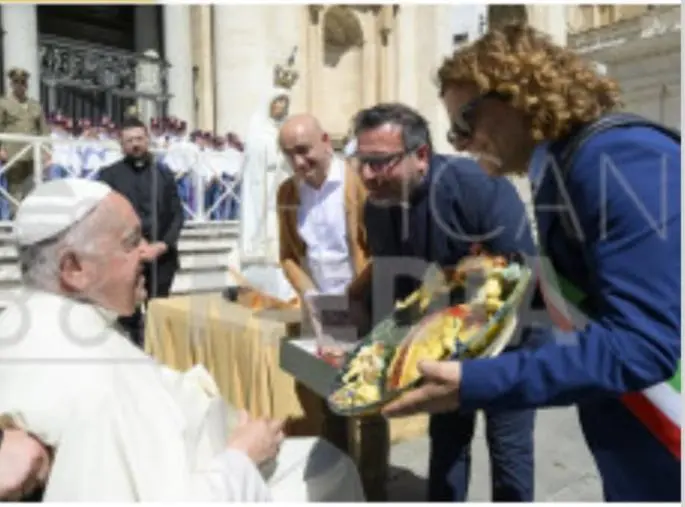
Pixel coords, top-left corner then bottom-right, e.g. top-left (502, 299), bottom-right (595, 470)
top-left (0, 179), bottom-right (364, 501)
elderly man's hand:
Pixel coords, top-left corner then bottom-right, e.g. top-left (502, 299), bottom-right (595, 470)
top-left (227, 411), bottom-right (285, 466)
top-left (0, 430), bottom-right (51, 501)
top-left (381, 360), bottom-right (463, 417)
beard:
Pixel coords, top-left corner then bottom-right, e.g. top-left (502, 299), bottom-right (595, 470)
top-left (367, 172), bottom-right (422, 207)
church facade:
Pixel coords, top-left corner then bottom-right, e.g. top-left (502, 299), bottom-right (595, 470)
top-left (1, 4), bottom-right (680, 152)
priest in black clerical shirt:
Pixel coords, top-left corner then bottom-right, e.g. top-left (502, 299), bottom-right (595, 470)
top-left (99, 117), bottom-right (184, 347)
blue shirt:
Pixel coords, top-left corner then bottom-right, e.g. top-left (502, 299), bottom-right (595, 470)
top-left (364, 153), bottom-right (537, 340)
top-left (458, 126), bottom-right (681, 501)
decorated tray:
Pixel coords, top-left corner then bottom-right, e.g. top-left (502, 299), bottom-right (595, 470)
top-left (327, 254), bottom-right (531, 416)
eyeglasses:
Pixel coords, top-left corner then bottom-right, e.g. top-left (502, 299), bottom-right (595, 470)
top-left (447, 90), bottom-right (508, 145)
top-left (11, 79), bottom-right (27, 86)
top-left (354, 149), bottom-right (414, 173)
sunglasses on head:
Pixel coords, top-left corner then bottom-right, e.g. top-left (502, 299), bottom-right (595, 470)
top-left (447, 90), bottom-right (509, 145)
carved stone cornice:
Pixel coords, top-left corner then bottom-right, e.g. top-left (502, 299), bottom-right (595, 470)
top-left (569, 6), bottom-right (681, 53)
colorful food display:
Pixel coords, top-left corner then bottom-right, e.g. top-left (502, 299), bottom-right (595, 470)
top-left (327, 254), bottom-right (530, 415)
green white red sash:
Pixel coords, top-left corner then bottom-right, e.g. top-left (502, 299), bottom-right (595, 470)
top-left (536, 256), bottom-right (682, 460)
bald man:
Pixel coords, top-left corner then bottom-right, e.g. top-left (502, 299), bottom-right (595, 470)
top-left (276, 114), bottom-right (370, 343)
top-left (276, 115), bottom-right (388, 500)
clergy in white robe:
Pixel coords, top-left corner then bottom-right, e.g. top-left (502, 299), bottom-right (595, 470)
top-left (0, 179), bottom-right (365, 502)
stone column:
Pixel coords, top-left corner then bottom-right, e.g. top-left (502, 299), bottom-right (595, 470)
top-left (526, 5), bottom-right (568, 46)
top-left (395, 5), bottom-right (418, 106)
top-left (213, 5), bottom-right (271, 138)
top-left (191, 5), bottom-right (214, 131)
top-left (361, 14), bottom-right (378, 107)
top-left (163, 5), bottom-right (194, 127)
top-left (305, 6), bottom-right (324, 115)
top-left (430, 5), bottom-right (455, 154)
top-left (134, 6), bottom-right (162, 121)
top-left (2, 5), bottom-right (39, 99)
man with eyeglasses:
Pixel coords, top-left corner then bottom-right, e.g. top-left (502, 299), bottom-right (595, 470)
top-left (347, 103), bottom-right (540, 502)
top-left (0, 68), bottom-right (50, 212)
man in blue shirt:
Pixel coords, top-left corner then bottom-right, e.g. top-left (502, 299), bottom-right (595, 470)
top-left (382, 22), bottom-right (681, 502)
top-left (350, 103), bottom-right (539, 502)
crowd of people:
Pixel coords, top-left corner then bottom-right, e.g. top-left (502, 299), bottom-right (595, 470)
top-left (0, 114), bottom-right (245, 221)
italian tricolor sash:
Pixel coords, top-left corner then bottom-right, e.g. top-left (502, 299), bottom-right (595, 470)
top-left (537, 255), bottom-right (682, 460)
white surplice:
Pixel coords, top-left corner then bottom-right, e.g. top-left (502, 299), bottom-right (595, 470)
top-left (0, 289), bottom-right (364, 502)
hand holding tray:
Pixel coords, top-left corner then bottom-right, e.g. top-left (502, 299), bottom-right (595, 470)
top-left (327, 254), bottom-right (531, 417)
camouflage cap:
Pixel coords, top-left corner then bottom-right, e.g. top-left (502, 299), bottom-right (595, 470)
top-left (8, 67), bottom-right (29, 80)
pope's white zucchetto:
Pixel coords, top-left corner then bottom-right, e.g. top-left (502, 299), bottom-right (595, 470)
top-left (13, 179), bottom-right (112, 247)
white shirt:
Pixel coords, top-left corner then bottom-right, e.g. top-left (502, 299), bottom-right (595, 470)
top-left (296, 157), bottom-right (354, 295)
top-left (0, 288), bottom-right (364, 502)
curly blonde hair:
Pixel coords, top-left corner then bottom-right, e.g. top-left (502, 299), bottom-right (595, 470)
top-left (437, 22), bottom-right (623, 142)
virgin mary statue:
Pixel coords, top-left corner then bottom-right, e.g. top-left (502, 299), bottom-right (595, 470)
top-left (237, 84), bottom-right (296, 301)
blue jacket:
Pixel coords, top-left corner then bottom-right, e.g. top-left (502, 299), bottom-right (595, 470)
top-left (364, 154), bottom-right (537, 342)
top-left (458, 126), bottom-right (681, 501)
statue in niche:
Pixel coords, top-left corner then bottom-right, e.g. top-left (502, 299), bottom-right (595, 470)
top-left (237, 48), bottom-right (299, 301)
top-left (323, 6), bottom-right (364, 67)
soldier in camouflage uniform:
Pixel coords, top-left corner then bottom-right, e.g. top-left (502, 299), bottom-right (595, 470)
top-left (0, 68), bottom-right (50, 211)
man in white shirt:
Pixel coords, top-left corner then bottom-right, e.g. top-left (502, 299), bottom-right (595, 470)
top-left (277, 114), bottom-right (370, 348)
top-left (0, 179), bottom-right (364, 501)
top-left (276, 115), bottom-right (386, 500)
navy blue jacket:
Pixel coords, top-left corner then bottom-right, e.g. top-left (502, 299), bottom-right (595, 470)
top-left (364, 154), bottom-right (537, 339)
top-left (458, 127), bottom-right (681, 501)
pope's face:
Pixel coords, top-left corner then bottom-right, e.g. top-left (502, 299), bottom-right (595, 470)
top-left (63, 193), bottom-right (148, 316)
top-left (270, 96), bottom-right (289, 121)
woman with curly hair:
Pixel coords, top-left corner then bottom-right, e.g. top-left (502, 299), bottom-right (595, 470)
top-left (383, 22), bottom-right (681, 501)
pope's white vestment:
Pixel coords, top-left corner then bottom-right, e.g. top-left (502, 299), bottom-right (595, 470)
top-left (0, 289), bottom-right (365, 501)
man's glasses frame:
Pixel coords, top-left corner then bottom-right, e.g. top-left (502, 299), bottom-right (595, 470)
top-left (353, 147), bottom-right (418, 174)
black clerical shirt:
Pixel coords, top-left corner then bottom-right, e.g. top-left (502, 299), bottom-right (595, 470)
top-left (98, 154), bottom-right (184, 293)
top-left (99, 154), bottom-right (183, 249)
